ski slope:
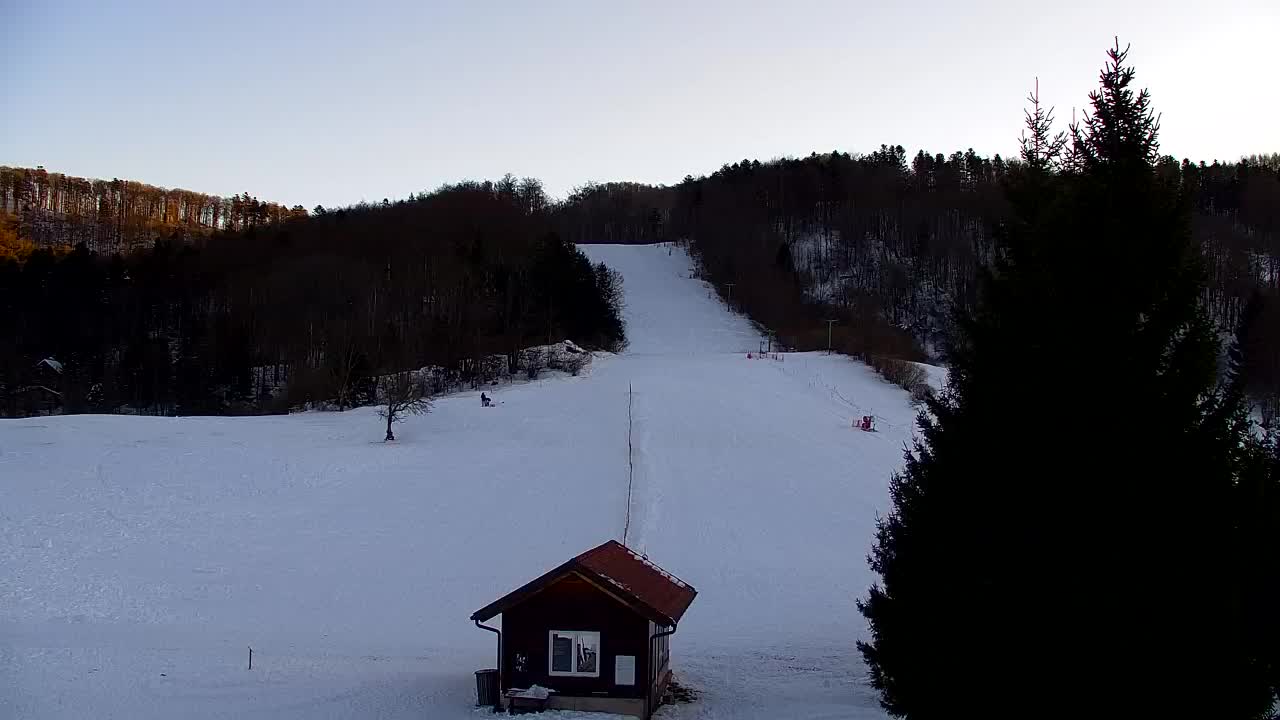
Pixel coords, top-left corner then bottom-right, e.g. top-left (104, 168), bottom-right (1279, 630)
top-left (1, 243), bottom-right (920, 719)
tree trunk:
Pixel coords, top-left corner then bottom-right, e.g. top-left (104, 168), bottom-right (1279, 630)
top-left (385, 410), bottom-right (395, 442)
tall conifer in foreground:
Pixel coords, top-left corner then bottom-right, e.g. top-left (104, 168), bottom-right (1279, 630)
top-left (858, 42), bottom-right (1278, 719)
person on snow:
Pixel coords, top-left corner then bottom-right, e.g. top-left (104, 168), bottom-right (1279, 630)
top-left (481, 392), bottom-right (491, 407)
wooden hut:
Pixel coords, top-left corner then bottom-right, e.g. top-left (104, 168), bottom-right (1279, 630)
top-left (471, 540), bottom-right (696, 718)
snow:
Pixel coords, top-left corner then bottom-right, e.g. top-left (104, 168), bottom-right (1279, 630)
top-left (913, 361), bottom-right (950, 393)
top-left (1, 243), bottom-right (915, 719)
top-left (622, 546), bottom-right (689, 589)
top-left (508, 684), bottom-right (555, 700)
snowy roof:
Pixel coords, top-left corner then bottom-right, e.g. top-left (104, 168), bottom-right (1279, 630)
top-left (471, 540), bottom-right (697, 626)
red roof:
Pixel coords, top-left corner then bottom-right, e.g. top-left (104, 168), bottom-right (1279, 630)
top-left (471, 540), bottom-right (697, 626)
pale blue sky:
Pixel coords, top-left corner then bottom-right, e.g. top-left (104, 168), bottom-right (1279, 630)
top-left (3, 0), bottom-right (1277, 209)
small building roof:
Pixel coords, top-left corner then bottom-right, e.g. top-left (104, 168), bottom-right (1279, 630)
top-left (471, 540), bottom-right (697, 627)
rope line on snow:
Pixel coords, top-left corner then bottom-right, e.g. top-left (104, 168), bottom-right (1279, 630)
top-left (623, 383), bottom-right (634, 546)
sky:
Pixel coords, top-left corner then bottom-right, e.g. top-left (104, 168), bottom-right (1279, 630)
top-left (3, 0), bottom-right (1277, 209)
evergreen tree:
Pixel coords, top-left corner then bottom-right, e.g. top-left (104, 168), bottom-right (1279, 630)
top-left (1230, 424), bottom-right (1280, 717)
top-left (858, 42), bottom-right (1278, 719)
top-left (1218, 300), bottom-right (1280, 718)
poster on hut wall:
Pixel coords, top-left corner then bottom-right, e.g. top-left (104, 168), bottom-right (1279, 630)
top-left (615, 655), bottom-right (636, 686)
top-left (552, 635), bottom-right (573, 672)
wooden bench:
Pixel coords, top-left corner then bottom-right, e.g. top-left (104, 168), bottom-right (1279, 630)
top-left (504, 689), bottom-right (552, 715)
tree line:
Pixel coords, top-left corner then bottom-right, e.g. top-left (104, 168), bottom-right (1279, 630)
top-left (556, 142), bottom-right (1280, 421)
top-left (8, 126), bottom-right (1277, 422)
top-left (553, 181), bottom-right (669, 246)
top-left (1, 179), bottom-right (624, 417)
top-left (0, 165), bottom-right (306, 259)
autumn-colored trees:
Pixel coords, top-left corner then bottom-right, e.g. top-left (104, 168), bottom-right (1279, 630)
top-left (0, 210), bottom-right (32, 262)
top-left (6, 149), bottom-right (1277, 418)
top-left (0, 179), bottom-right (625, 418)
top-left (0, 166), bottom-right (304, 255)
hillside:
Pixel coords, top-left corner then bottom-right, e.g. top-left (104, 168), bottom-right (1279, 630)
top-left (0, 243), bottom-right (924, 719)
top-left (1, 180), bottom-right (622, 418)
top-left (555, 153), bottom-right (1280, 419)
top-left (0, 166), bottom-right (304, 256)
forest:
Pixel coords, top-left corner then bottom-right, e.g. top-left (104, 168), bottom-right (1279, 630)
top-left (4, 145), bottom-right (1278, 419)
top-left (1, 176), bottom-right (624, 417)
top-left (0, 166), bottom-right (307, 258)
top-left (555, 150), bottom-right (1280, 421)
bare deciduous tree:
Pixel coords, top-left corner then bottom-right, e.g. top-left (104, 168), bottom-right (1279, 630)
top-left (378, 371), bottom-right (432, 442)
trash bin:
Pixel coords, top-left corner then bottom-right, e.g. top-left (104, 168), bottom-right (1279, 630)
top-left (475, 669), bottom-right (499, 707)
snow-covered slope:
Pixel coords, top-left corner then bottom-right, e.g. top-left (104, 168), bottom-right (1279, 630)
top-left (1, 243), bottom-right (917, 719)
